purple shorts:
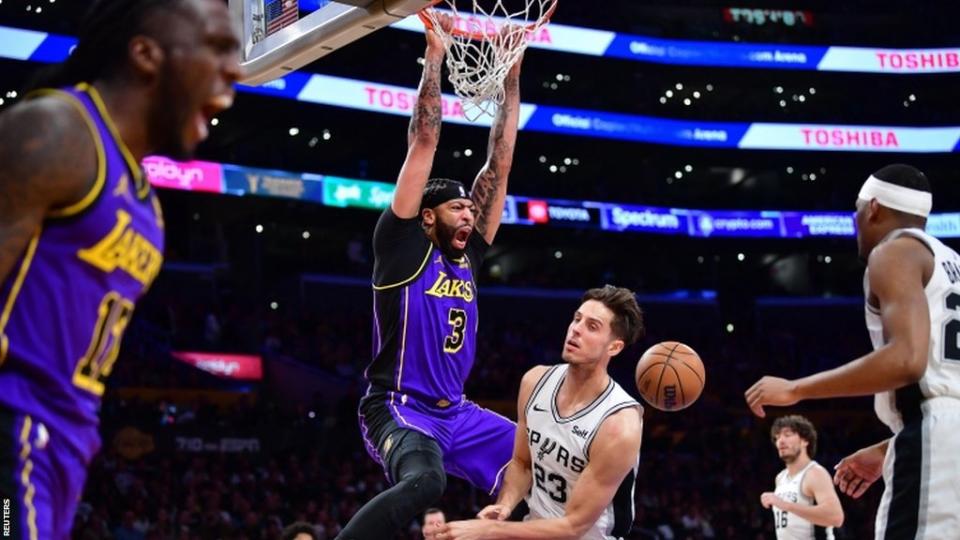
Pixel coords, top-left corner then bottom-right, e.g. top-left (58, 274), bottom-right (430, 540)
top-left (0, 408), bottom-right (88, 540)
top-left (359, 388), bottom-right (515, 495)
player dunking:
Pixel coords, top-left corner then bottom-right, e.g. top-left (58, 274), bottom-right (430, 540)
top-left (440, 286), bottom-right (644, 540)
top-left (746, 164), bottom-right (960, 538)
top-left (762, 415), bottom-right (843, 540)
top-left (336, 14), bottom-right (523, 540)
top-left (0, 1), bottom-right (240, 538)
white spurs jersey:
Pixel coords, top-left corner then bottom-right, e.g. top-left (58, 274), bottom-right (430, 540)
top-left (773, 461), bottom-right (834, 540)
top-left (523, 364), bottom-right (641, 540)
top-left (864, 228), bottom-right (960, 432)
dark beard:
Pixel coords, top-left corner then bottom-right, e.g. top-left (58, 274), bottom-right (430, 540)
top-left (149, 66), bottom-right (193, 160)
top-left (434, 221), bottom-right (467, 260)
top-left (780, 451), bottom-right (799, 465)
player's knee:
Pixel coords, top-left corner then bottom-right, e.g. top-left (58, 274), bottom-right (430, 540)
top-left (414, 467), bottom-right (447, 502)
top-left (403, 467), bottom-right (446, 505)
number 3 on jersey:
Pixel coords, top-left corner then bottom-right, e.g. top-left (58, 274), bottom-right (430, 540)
top-left (444, 308), bottom-right (467, 353)
top-left (73, 291), bottom-right (135, 396)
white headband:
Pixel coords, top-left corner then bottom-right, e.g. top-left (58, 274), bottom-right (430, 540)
top-left (858, 175), bottom-right (932, 217)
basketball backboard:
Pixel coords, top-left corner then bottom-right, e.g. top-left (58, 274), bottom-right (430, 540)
top-left (231, 0), bottom-right (438, 86)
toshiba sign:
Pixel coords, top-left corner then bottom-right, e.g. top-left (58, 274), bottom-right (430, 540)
top-left (738, 124), bottom-right (960, 153)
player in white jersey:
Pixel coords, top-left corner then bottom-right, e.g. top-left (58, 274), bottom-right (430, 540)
top-left (746, 164), bottom-right (960, 539)
top-left (437, 285), bottom-right (644, 540)
top-left (762, 415), bottom-right (843, 540)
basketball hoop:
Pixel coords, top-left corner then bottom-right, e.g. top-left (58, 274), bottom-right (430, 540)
top-left (419, 0), bottom-right (558, 119)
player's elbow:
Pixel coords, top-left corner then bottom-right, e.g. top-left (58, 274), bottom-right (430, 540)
top-left (818, 502), bottom-right (844, 529)
top-left (906, 351), bottom-right (927, 381)
top-left (561, 525), bottom-right (588, 540)
top-left (564, 515), bottom-right (594, 539)
top-left (895, 342), bottom-right (927, 383)
top-left (829, 508), bottom-right (845, 529)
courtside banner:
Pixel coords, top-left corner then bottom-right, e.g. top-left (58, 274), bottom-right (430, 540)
top-left (143, 156), bottom-right (224, 193)
top-left (4, 26), bottom-right (960, 153)
top-left (523, 106), bottom-right (749, 147)
top-left (296, 74), bottom-right (538, 127)
top-left (387, 16), bottom-right (960, 74)
top-left (818, 47), bottom-right (960, 74)
top-left (222, 164), bottom-right (324, 201)
top-left (143, 157), bottom-right (960, 239)
top-left (294, 77), bottom-right (960, 152)
top-left (293, 76), bottom-right (960, 152)
top-left (171, 352), bottom-right (264, 381)
top-left (739, 124), bottom-right (960, 153)
top-left (0, 26), bottom-right (50, 60)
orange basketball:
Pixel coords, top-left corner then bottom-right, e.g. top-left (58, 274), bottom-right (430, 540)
top-left (635, 341), bottom-right (705, 411)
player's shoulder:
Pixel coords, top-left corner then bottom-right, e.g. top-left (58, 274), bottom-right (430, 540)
top-left (518, 365), bottom-right (555, 420)
top-left (595, 403), bottom-right (643, 443)
top-left (523, 364), bottom-right (553, 381)
top-left (803, 461), bottom-right (832, 481)
top-left (0, 94), bottom-right (95, 198)
top-left (800, 461), bottom-right (834, 495)
top-left (867, 233), bottom-right (936, 293)
top-left (1, 93), bottom-right (86, 135)
top-left (774, 468), bottom-right (787, 483)
top-left (869, 233), bottom-right (934, 269)
top-left (586, 404), bottom-right (642, 463)
top-left (520, 365), bottom-right (554, 392)
top-left (608, 379), bottom-right (640, 407)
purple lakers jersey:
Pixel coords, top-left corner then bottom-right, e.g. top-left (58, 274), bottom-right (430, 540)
top-left (368, 210), bottom-right (486, 406)
top-left (0, 83), bottom-right (165, 462)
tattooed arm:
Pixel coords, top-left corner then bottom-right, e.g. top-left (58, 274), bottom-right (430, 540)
top-left (391, 18), bottom-right (450, 219)
top-left (0, 97), bottom-right (96, 283)
top-left (472, 48), bottom-right (523, 245)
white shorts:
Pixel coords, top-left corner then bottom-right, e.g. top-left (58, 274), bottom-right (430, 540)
top-left (875, 397), bottom-right (960, 539)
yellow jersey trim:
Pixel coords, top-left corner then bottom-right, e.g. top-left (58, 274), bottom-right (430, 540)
top-left (78, 83), bottom-right (149, 199)
top-left (18, 416), bottom-right (39, 540)
top-left (0, 230), bottom-right (41, 366)
top-left (396, 287), bottom-right (410, 391)
top-left (372, 245), bottom-right (433, 291)
top-left (29, 88), bottom-right (108, 219)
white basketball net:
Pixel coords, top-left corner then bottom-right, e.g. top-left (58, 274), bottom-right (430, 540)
top-left (422, 1), bottom-right (554, 120)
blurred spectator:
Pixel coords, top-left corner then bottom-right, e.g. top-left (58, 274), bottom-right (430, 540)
top-left (282, 521), bottom-right (320, 540)
top-left (421, 508), bottom-right (446, 540)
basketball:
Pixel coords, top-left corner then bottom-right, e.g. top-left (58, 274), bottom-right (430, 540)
top-left (635, 341), bottom-right (705, 411)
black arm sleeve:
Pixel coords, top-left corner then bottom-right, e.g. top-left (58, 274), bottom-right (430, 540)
top-left (372, 208), bottom-right (432, 287)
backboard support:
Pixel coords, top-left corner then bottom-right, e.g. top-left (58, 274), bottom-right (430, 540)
top-left (232, 0), bottom-right (438, 86)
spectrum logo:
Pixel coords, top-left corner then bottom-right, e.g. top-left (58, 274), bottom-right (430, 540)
top-left (609, 207), bottom-right (682, 231)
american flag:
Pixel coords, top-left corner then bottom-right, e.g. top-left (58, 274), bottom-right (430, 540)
top-left (265, 0), bottom-right (299, 36)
